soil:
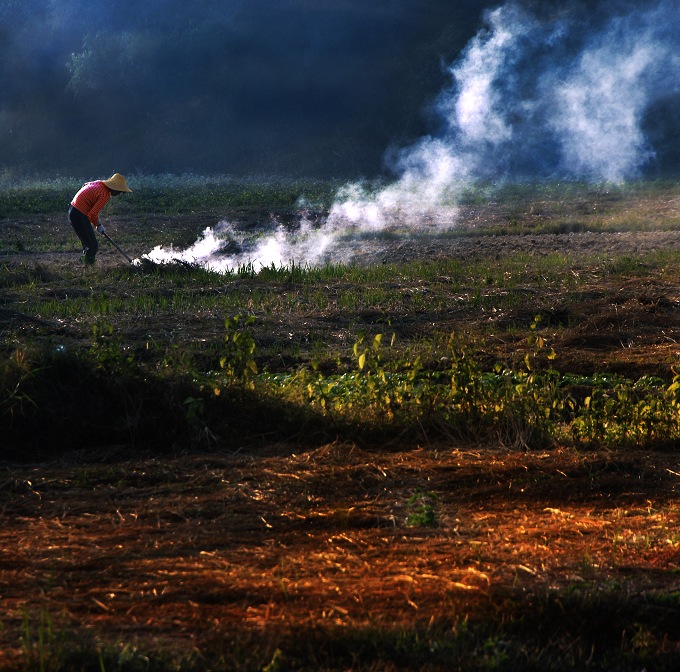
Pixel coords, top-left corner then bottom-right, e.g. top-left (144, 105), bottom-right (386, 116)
top-left (1, 446), bottom-right (679, 668)
top-left (5, 211), bottom-right (680, 381)
top-left (7, 211), bottom-right (680, 266)
top-left (2, 210), bottom-right (680, 668)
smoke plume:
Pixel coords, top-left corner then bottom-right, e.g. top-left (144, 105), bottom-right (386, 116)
top-left (4, 1), bottom-right (679, 269)
top-left (353, 0), bottom-right (680, 202)
top-left (145, 0), bottom-right (680, 270)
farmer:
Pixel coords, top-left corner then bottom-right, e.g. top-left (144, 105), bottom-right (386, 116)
top-left (68, 173), bottom-right (132, 264)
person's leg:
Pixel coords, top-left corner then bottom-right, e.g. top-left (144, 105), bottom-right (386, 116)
top-left (68, 206), bottom-right (98, 263)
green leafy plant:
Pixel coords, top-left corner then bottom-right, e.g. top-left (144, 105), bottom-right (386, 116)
top-left (20, 608), bottom-right (68, 672)
top-left (220, 315), bottom-right (258, 387)
top-left (183, 395), bottom-right (218, 448)
top-left (0, 349), bottom-right (37, 426)
top-left (89, 322), bottom-right (132, 371)
top-left (406, 488), bottom-right (440, 527)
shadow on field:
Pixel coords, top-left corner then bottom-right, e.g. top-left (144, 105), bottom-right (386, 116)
top-left (1, 350), bottom-right (327, 461)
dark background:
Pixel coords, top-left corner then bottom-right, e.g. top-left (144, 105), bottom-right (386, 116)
top-left (1, 0), bottom-right (677, 180)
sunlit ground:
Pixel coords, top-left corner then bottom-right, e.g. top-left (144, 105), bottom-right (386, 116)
top-left (2, 445), bottom-right (678, 668)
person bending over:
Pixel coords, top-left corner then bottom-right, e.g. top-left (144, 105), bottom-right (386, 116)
top-left (68, 173), bottom-right (132, 264)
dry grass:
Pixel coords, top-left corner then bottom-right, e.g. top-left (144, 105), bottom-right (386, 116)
top-left (1, 444), bottom-right (678, 668)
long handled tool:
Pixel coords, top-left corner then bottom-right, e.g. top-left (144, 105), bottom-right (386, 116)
top-left (101, 230), bottom-right (133, 264)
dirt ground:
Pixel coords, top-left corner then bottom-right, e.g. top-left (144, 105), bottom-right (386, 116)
top-left (7, 211), bottom-right (680, 265)
top-left (6, 210), bottom-right (680, 381)
top-left (1, 445), bottom-right (679, 667)
top-left (2, 210), bottom-right (680, 667)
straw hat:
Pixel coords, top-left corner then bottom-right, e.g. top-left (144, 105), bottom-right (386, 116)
top-left (102, 173), bottom-right (132, 193)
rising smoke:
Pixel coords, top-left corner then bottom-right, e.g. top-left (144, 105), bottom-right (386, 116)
top-left (377, 0), bottom-right (680, 194)
top-left (145, 0), bottom-right (680, 270)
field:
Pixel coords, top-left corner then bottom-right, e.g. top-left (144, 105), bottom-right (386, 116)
top-left (1, 177), bottom-right (680, 670)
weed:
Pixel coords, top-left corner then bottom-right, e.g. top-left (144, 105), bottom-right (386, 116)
top-left (262, 648), bottom-right (285, 672)
top-left (0, 349), bottom-right (36, 425)
top-left (405, 488), bottom-right (440, 527)
top-left (88, 323), bottom-right (128, 370)
top-left (19, 608), bottom-right (191, 672)
top-left (183, 395), bottom-right (218, 448)
top-left (220, 315), bottom-right (258, 387)
top-left (20, 608), bottom-right (67, 672)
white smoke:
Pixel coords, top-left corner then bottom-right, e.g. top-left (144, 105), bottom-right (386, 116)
top-left (547, 7), bottom-right (676, 183)
top-left (447, 6), bottom-right (520, 147)
top-left (322, 5), bottom-right (530, 235)
top-left (143, 0), bottom-right (680, 271)
top-left (142, 216), bottom-right (396, 271)
top-left (551, 43), bottom-right (656, 182)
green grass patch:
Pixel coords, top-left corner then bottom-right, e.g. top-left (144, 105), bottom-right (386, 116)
top-left (4, 177), bottom-right (680, 456)
top-left (0, 174), bottom-right (338, 219)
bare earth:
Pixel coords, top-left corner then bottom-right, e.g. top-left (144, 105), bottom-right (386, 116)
top-left (2, 210), bottom-right (680, 668)
top-left (1, 445), bottom-right (679, 667)
top-left (7, 213), bottom-right (680, 265)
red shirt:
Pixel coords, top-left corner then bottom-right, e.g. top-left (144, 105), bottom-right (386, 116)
top-left (71, 181), bottom-right (111, 226)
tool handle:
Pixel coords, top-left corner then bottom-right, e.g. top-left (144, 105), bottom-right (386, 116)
top-left (102, 231), bottom-right (133, 263)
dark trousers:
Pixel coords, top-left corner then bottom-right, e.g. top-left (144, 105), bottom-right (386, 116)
top-left (68, 205), bottom-right (98, 260)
